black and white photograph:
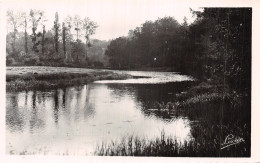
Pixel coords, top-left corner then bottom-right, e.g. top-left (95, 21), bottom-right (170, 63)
top-left (1, 0), bottom-right (260, 162)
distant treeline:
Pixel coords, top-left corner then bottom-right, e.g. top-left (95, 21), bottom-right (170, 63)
top-left (6, 9), bottom-right (109, 67)
top-left (106, 8), bottom-right (251, 93)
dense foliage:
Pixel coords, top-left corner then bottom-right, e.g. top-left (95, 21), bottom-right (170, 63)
top-left (105, 8), bottom-right (251, 92)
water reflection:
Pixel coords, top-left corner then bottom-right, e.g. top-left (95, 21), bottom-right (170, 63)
top-left (6, 94), bottom-right (25, 132)
top-left (6, 80), bottom-right (194, 155)
top-left (106, 82), bottom-right (193, 122)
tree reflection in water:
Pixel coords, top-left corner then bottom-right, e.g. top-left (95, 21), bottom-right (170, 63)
top-left (106, 81), bottom-right (194, 122)
top-left (6, 81), bottom-right (195, 155)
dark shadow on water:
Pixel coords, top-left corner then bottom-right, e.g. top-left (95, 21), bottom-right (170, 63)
top-left (106, 81), bottom-right (195, 122)
top-left (6, 94), bottom-right (25, 132)
top-left (53, 90), bottom-right (59, 125)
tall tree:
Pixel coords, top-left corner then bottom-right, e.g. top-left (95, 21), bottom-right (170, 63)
top-left (54, 12), bottom-right (60, 55)
top-left (73, 15), bottom-right (82, 42)
top-left (179, 16), bottom-right (190, 73)
top-left (105, 37), bottom-right (128, 68)
top-left (6, 10), bottom-right (22, 56)
top-left (64, 16), bottom-right (74, 62)
top-left (29, 9), bottom-right (43, 53)
top-left (41, 25), bottom-right (46, 55)
top-left (21, 12), bottom-right (28, 55)
top-left (82, 17), bottom-right (98, 60)
top-left (73, 15), bottom-right (83, 62)
top-left (62, 22), bottom-right (67, 57)
top-left (40, 15), bottom-right (47, 56)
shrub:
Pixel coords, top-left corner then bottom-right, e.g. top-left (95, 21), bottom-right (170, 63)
top-left (93, 61), bottom-right (104, 68)
top-left (6, 57), bottom-right (15, 65)
top-left (23, 53), bottom-right (39, 66)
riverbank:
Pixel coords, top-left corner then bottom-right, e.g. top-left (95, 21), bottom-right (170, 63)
top-left (94, 82), bottom-right (250, 157)
top-left (6, 66), bottom-right (250, 156)
top-left (6, 66), bottom-right (134, 91)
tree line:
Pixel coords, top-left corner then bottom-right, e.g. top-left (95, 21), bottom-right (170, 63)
top-left (105, 8), bottom-right (251, 94)
top-left (6, 8), bottom-right (251, 95)
top-left (6, 9), bottom-right (101, 67)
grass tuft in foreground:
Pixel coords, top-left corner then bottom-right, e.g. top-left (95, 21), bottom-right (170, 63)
top-left (95, 125), bottom-right (249, 157)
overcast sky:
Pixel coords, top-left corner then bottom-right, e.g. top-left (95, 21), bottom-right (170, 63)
top-left (5, 0), bottom-right (201, 41)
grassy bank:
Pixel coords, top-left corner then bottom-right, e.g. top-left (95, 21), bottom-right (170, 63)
top-left (95, 126), bottom-right (248, 157)
top-left (6, 66), bottom-right (133, 91)
top-left (95, 82), bottom-right (250, 157)
top-left (95, 121), bottom-right (249, 157)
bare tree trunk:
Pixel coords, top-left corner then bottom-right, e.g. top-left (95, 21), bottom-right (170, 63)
top-left (62, 22), bottom-right (66, 58)
top-left (76, 22), bottom-right (79, 41)
top-left (42, 25), bottom-right (45, 55)
top-left (24, 18), bottom-right (28, 54)
top-left (12, 24), bottom-right (16, 54)
top-left (85, 40), bottom-right (88, 61)
top-left (63, 40), bottom-right (66, 59)
top-left (31, 23), bottom-right (37, 53)
top-left (54, 12), bottom-right (59, 55)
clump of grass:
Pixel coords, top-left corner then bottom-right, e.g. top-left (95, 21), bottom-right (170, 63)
top-left (154, 81), bottom-right (243, 112)
top-left (150, 82), bottom-right (247, 125)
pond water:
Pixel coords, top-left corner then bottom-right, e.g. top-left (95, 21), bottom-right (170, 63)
top-left (6, 71), bottom-right (195, 155)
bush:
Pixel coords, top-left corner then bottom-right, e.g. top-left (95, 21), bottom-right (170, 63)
top-left (24, 58), bottom-right (37, 65)
top-left (23, 53), bottom-right (39, 66)
top-left (52, 55), bottom-right (64, 63)
top-left (36, 61), bottom-right (44, 66)
top-left (93, 61), bottom-right (104, 68)
top-left (6, 57), bottom-right (15, 65)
